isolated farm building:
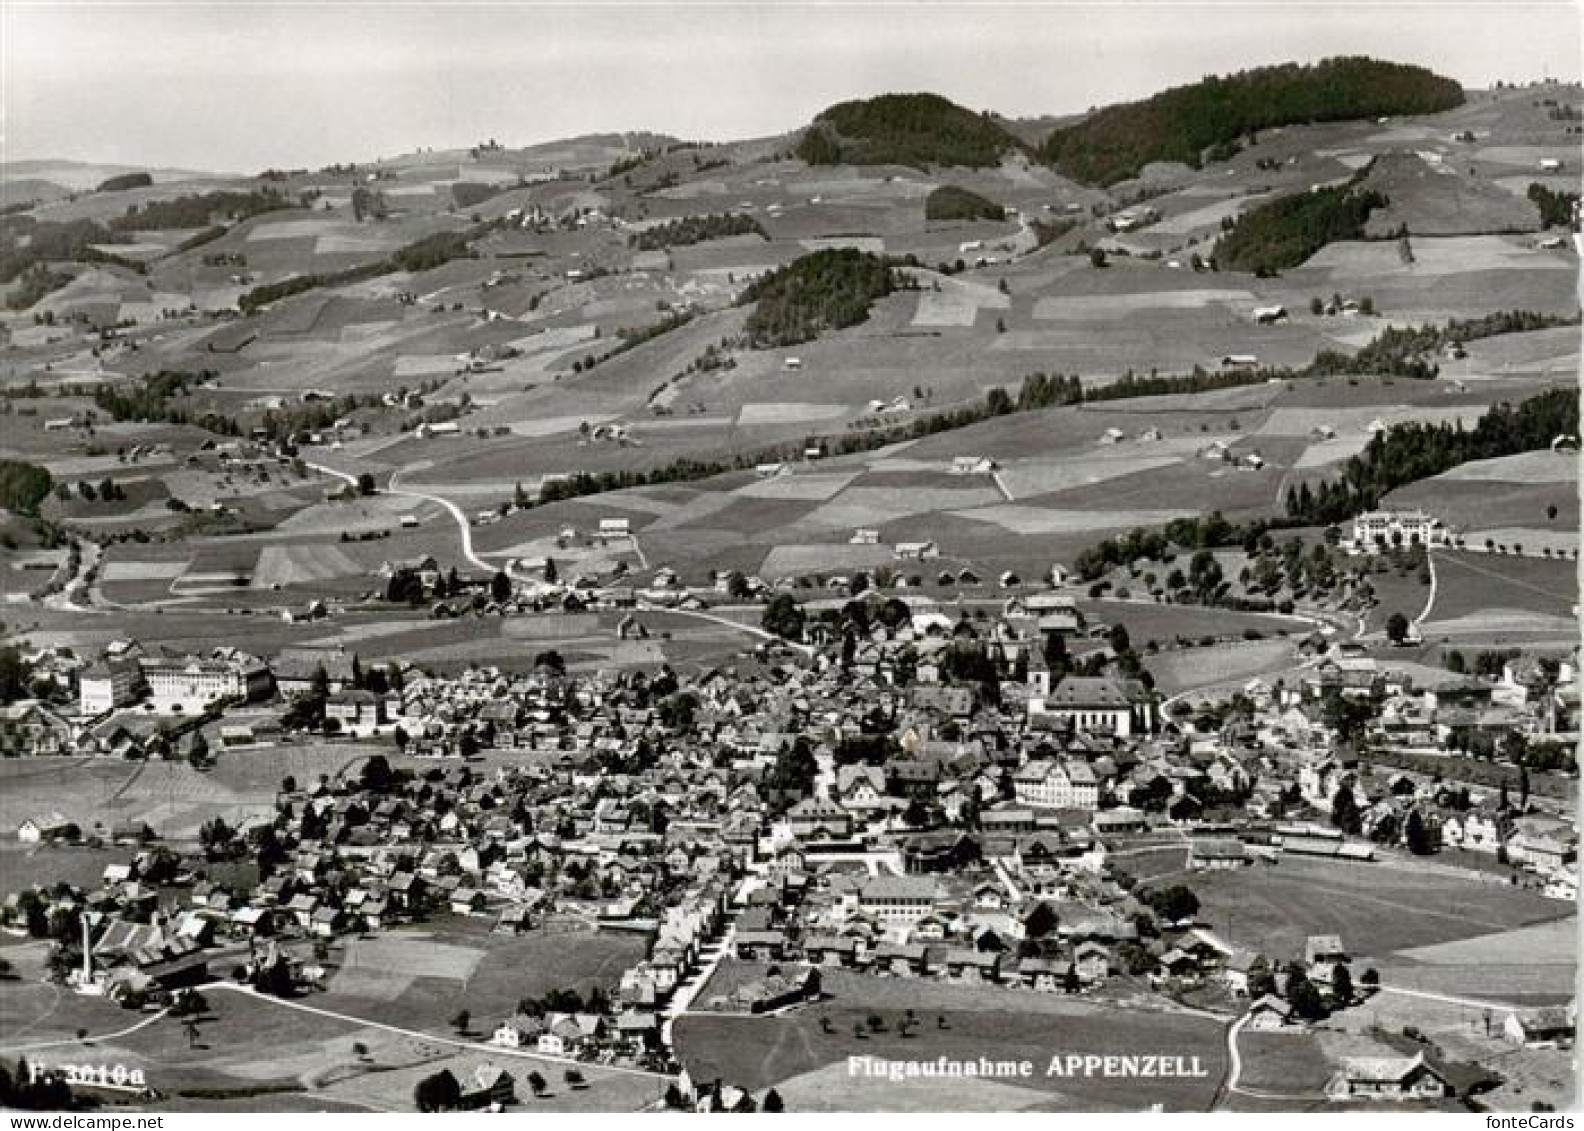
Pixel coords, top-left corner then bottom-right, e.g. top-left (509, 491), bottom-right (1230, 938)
top-left (1138, 427), bottom-right (1163, 442)
top-left (460, 1063), bottom-right (517, 1109)
top-left (1326, 1053), bottom-right (1451, 1102)
top-left (1098, 427), bottom-right (1126, 445)
top-left (17, 812), bottom-right (74, 843)
top-left (850, 528), bottom-right (880, 545)
top-left (1238, 450), bottom-right (1265, 470)
top-left (416, 421), bottom-right (461, 439)
top-left (1304, 934), bottom-right (1349, 972)
top-left (1503, 1005), bottom-right (1575, 1048)
top-left (1251, 305), bottom-right (1288, 324)
top-left (951, 456), bottom-right (997, 475)
top-left (598, 517), bottom-right (632, 541)
top-left (1221, 354), bottom-right (1259, 370)
top-left (893, 541), bottom-right (938, 561)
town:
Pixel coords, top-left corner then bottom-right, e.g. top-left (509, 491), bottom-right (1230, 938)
top-left (0, 10), bottom-right (1578, 1116)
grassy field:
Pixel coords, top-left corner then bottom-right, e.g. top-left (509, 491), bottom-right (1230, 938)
top-left (1170, 855), bottom-right (1572, 965)
top-left (315, 920), bottom-right (646, 1036)
top-left (674, 967), bottom-right (1226, 1111)
top-left (1235, 1030), bottom-right (1334, 1095)
top-left (1425, 550), bottom-right (1578, 624)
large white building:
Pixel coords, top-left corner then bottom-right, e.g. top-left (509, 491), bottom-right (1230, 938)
top-left (79, 658), bottom-right (145, 716)
top-left (854, 875), bottom-right (939, 924)
top-left (1029, 676), bottom-right (1153, 737)
top-left (142, 656), bottom-right (269, 713)
top-left (1013, 759), bottom-right (1100, 810)
top-left (1350, 510), bottom-right (1448, 551)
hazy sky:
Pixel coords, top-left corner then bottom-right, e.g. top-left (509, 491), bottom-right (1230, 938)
top-left (4, 1), bottom-right (1580, 172)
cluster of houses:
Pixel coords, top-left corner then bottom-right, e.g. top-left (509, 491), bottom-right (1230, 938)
top-left (2, 568), bottom-right (1577, 1108)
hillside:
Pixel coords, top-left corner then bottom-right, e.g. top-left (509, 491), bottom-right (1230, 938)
top-left (1042, 57), bottom-right (1465, 186)
top-left (796, 93), bottom-right (1025, 169)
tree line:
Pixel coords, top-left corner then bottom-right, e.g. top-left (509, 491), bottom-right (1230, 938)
top-left (1285, 386), bottom-right (1579, 524)
top-left (630, 212), bottom-right (765, 250)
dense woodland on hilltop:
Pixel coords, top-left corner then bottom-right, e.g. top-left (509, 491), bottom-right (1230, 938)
top-left (1214, 171), bottom-right (1387, 274)
top-left (924, 185), bottom-right (1006, 222)
top-left (1285, 387), bottom-right (1580, 524)
top-left (1041, 57), bottom-right (1464, 186)
top-left (630, 213), bottom-right (765, 251)
top-left (796, 93), bottom-right (1024, 169)
top-left (739, 248), bottom-right (903, 347)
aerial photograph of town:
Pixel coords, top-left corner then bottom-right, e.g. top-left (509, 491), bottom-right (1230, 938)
top-left (0, 0), bottom-right (1577, 1117)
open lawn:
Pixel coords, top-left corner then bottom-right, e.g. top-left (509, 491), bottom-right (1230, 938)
top-left (1426, 551), bottom-right (1578, 623)
top-left (674, 974), bottom-right (1227, 1112)
top-left (1170, 855), bottom-right (1571, 966)
top-left (315, 921), bottom-right (646, 1035)
top-left (1235, 1029), bottom-right (1334, 1094)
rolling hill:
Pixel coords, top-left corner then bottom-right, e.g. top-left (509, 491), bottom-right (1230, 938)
top-left (1041, 56), bottom-right (1465, 186)
top-left (796, 93), bottom-right (1027, 169)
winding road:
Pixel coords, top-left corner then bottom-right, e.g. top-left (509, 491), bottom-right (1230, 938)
top-left (306, 460), bottom-right (495, 575)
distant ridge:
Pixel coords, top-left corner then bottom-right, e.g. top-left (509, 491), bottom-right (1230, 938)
top-left (1041, 56), bottom-right (1465, 186)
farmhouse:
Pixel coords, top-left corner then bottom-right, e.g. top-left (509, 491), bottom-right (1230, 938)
top-left (0, 702), bottom-right (74, 757)
top-left (17, 812), bottom-right (74, 842)
top-left (1245, 994), bottom-right (1295, 1030)
top-left (1326, 1053), bottom-right (1452, 1102)
top-left (950, 456), bottom-right (997, 476)
top-left (1503, 1005), bottom-right (1575, 1048)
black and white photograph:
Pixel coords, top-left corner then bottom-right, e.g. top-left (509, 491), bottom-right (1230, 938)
top-left (0, 0), bottom-right (1578, 1116)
